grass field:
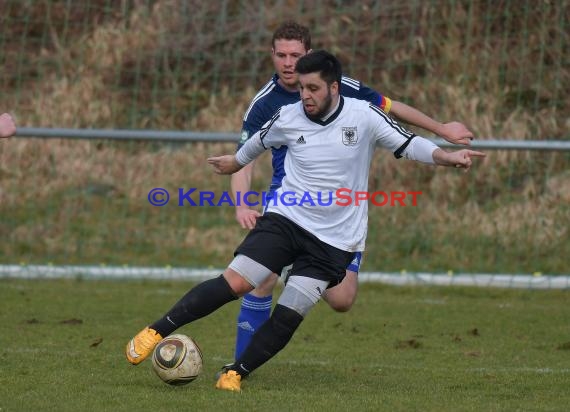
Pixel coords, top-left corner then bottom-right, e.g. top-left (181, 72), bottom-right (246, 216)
top-left (1, 278), bottom-right (568, 412)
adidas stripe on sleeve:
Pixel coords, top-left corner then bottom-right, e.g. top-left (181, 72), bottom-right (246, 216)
top-left (368, 103), bottom-right (437, 164)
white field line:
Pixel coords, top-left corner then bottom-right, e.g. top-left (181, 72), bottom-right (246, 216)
top-left (0, 265), bottom-right (569, 289)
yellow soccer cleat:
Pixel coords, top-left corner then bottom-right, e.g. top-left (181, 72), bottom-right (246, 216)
top-left (215, 370), bottom-right (242, 392)
top-left (125, 327), bottom-right (163, 365)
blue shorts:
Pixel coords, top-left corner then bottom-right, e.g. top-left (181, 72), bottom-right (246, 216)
top-left (347, 252), bottom-right (363, 273)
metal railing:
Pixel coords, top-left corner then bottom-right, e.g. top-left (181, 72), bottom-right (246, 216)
top-left (14, 127), bottom-right (570, 151)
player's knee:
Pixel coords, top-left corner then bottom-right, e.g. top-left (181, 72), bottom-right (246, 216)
top-left (277, 277), bottom-right (326, 317)
top-left (327, 294), bottom-right (356, 312)
top-left (227, 255), bottom-right (275, 295)
top-left (323, 271), bottom-right (358, 312)
top-left (223, 268), bottom-right (254, 296)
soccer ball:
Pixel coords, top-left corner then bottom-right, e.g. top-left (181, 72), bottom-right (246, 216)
top-left (151, 334), bottom-right (203, 386)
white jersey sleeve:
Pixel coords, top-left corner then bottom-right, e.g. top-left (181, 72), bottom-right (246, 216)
top-left (400, 136), bottom-right (438, 164)
top-left (235, 132), bottom-right (265, 166)
top-left (368, 104), bottom-right (437, 164)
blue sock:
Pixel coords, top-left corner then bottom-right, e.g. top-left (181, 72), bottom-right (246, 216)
top-left (235, 294), bottom-right (272, 360)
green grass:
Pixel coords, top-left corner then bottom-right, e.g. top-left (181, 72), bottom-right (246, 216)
top-left (1, 278), bottom-right (569, 411)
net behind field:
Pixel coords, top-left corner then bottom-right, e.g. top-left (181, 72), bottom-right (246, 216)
top-left (0, 1), bottom-right (568, 282)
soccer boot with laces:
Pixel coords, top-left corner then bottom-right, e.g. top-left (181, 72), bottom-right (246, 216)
top-left (215, 362), bottom-right (251, 381)
top-left (125, 327), bottom-right (163, 365)
top-left (215, 370), bottom-right (242, 392)
top-left (214, 362), bottom-right (234, 381)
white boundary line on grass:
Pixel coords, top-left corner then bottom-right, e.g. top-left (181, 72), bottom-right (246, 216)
top-left (0, 265), bottom-right (568, 289)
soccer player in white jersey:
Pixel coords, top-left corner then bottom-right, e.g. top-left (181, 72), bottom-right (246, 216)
top-left (230, 21), bottom-right (474, 362)
top-left (0, 113), bottom-right (16, 138)
top-left (125, 50), bottom-right (484, 392)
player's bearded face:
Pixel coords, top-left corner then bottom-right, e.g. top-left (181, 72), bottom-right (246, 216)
top-left (299, 73), bottom-right (336, 120)
top-left (306, 87), bottom-right (332, 120)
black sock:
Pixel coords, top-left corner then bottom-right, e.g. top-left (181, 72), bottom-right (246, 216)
top-left (151, 274), bottom-right (237, 337)
top-left (231, 304), bottom-right (303, 377)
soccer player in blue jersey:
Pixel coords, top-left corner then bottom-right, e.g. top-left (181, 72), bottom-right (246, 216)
top-left (230, 21), bottom-right (475, 362)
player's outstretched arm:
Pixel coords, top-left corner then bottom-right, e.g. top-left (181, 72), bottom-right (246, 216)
top-left (0, 113), bottom-right (16, 138)
top-left (211, 130), bottom-right (269, 176)
top-left (231, 161), bottom-right (261, 230)
top-left (207, 155), bottom-right (243, 175)
top-left (390, 101), bottom-right (474, 146)
top-left (432, 148), bottom-right (486, 171)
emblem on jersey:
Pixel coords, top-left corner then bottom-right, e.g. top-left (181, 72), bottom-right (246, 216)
top-left (240, 130), bottom-right (249, 144)
top-left (342, 127), bottom-right (358, 146)
top-left (296, 135), bottom-right (306, 144)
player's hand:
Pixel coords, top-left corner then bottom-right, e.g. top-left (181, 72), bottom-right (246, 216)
top-left (0, 113), bottom-right (16, 138)
top-left (439, 122), bottom-right (474, 146)
top-left (207, 155), bottom-right (242, 174)
top-left (448, 149), bottom-right (486, 171)
top-left (236, 207), bottom-right (260, 230)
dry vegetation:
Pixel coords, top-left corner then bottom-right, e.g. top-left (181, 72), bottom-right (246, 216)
top-left (0, 0), bottom-right (568, 273)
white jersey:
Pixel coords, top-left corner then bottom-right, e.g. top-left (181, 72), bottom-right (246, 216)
top-left (236, 96), bottom-right (438, 252)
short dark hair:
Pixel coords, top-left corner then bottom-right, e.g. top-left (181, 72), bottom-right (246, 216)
top-left (295, 50), bottom-right (342, 87)
top-left (272, 21), bottom-right (311, 51)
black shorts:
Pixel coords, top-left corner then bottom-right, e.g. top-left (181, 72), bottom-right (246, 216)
top-left (234, 212), bottom-right (353, 286)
